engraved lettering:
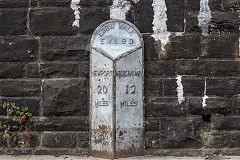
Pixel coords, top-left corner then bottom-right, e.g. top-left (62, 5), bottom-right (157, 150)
top-left (126, 85), bottom-right (136, 94)
top-left (97, 23), bottom-right (115, 37)
top-left (101, 39), bottom-right (105, 44)
top-left (120, 100), bottom-right (138, 107)
top-left (93, 70), bottom-right (113, 76)
top-left (115, 71), bottom-right (142, 77)
top-left (119, 23), bottom-right (135, 36)
top-left (95, 100), bottom-right (109, 107)
top-left (98, 85), bottom-right (108, 94)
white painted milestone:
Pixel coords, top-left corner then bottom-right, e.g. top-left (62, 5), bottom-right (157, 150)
top-left (90, 20), bottom-right (144, 159)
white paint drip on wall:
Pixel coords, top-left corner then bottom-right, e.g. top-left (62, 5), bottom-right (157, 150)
top-left (151, 0), bottom-right (171, 51)
top-left (239, 12), bottom-right (240, 56)
top-left (202, 78), bottom-right (209, 107)
top-left (110, 0), bottom-right (139, 19)
top-left (71, 0), bottom-right (81, 27)
top-left (176, 75), bottom-right (185, 104)
top-left (198, 0), bottom-right (212, 37)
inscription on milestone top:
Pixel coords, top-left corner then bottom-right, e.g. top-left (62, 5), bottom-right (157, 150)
top-left (91, 21), bottom-right (141, 59)
top-left (90, 20), bottom-right (144, 159)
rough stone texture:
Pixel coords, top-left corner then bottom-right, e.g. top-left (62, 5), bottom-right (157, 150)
top-left (0, 0), bottom-right (239, 157)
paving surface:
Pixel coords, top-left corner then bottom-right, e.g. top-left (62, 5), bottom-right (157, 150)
top-left (0, 156), bottom-right (240, 160)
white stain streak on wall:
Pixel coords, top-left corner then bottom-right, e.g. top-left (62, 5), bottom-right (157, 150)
top-left (151, 0), bottom-right (171, 51)
top-left (71, 0), bottom-right (81, 27)
top-left (110, 0), bottom-right (139, 19)
top-left (202, 78), bottom-right (209, 107)
top-left (198, 0), bottom-right (212, 37)
top-left (176, 75), bottom-right (185, 104)
top-left (239, 12), bottom-right (240, 56)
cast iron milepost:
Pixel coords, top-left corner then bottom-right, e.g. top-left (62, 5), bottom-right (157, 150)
top-left (90, 19), bottom-right (144, 159)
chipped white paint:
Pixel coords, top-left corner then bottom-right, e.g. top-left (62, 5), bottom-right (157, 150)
top-left (151, 0), bottom-right (171, 50)
top-left (202, 78), bottom-right (209, 107)
top-left (110, 0), bottom-right (139, 19)
top-left (176, 75), bottom-right (185, 104)
top-left (71, 0), bottom-right (81, 27)
top-left (198, 0), bottom-right (212, 37)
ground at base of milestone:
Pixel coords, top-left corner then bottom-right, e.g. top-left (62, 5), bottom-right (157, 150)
top-left (1, 156), bottom-right (240, 160)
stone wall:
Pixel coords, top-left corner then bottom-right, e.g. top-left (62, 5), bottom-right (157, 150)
top-left (0, 0), bottom-right (239, 156)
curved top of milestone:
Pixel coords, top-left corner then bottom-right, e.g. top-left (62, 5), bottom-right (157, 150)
top-left (90, 19), bottom-right (143, 60)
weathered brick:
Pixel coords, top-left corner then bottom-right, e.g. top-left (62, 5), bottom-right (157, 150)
top-left (0, 0), bottom-right (28, 8)
top-left (0, 63), bottom-right (24, 79)
top-left (0, 9), bottom-right (27, 35)
top-left (176, 60), bottom-right (211, 76)
top-left (209, 0), bottom-right (223, 11)
top-left (40, 36), bottom-right (90, 62)
top-left (206, 78), bottom-right (240, 96)
top-left (40, 63), bottom-right (79, 78)
top-left (42, 79), bottom-right (88, 116)
top-left (38, 0), bottom-right (71, 7)
top-left (42, 132), bottom-right (77, 148)
top-left (0, 80), bottom-right (40, 97)
top-left (210, 12), bottom-right (239, 34)
top-left (202, 34), bottom-right (238, 59)
top-left (163, 78), bottom-right (177, 96)
top-left (30, 8), bottom-right (77, 36)
top-left (146, 97), bottom-right (187, 117)
top-left (9, 132), bottom-right (40, 148)
top-left (185, 0), bottom-right (200, 11)
top-left (143, 34), bottom-right (158, 60)
top-left (35, 116), bottom-right (89, 131)
top-left (145, 61), bottom-right (176, 78)
top-left (166, 34), bottom-right (201, 59)
top-left (166, 0), bottom-right (185, 32)
top-left (78, 7), bottom-right (110, 34)
top-left (79, 62), bottom-right (89, 78)
top-left (187, 97), bottom-right (234, 115)
top-left (135, 0), bottom-right (154, 33)
top-left (160, 117), bottom-right (203, 148)
top-left (0, 36), bottom-right (38, 62)
top-left (185, 12), bottom-right (201, 33)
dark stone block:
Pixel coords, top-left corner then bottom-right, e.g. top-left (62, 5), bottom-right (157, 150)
top-left (206, 78), bottom-right (240, 96)
top-left (25, 63), bottom-right (41, 78)
top-left (145, 117), bottom-right (160, 131)
top-left (145, 131), bottom-right (160, 149)
top-left (143, 34), bottom-right (158, 60)
top-left (79, 62), bottom-right (90, 78)
top-left (160, 117), bottom-right (203, 148)
top-left (212, 116), bottom-right (240, 130)
top-left (145, 61), bottom-right (176, 78)
top-left (135, 0), bottom-right (154, 33)
top-left (78, 7), bottom-right (110, 34)
top-left (166, 34), bottom-right (201, 59)
top-left (187, 97), bottom-right (234, 115)
top-left (38, 0), bottom-right (71, 7)
top-left (0, 9), bottom-right (27, 36)
top-left (40, 36), bottom-right (90, 62)
top-left (209, 0), bottom-right (223, 11)
top-left (0, 63), bottom-right (24, 79)
top-left (223, 0), bottom-right (240, 12)
top-left (42, 79), bottom-right (88, 116)
top-left (145, 78), bottom-right (162, 97)
top-left (182, 77), bottom-right (205, 96)
top-left (162, 78), bottom-right (177, 96)
top-left (210, 12), bottom-right (239, 34)
top-left (202, 34), bottom-right (238, 59)
top-left (0, 80), bottom-right (40, 97)
top-left (146, 97), bottom-right (187, 117)
top-left (40, 63), bottom-right (79, 78)
top-left (30, 0), bottom-right (39, 7)
top-left (176, 60), bottom-right (211, 76)
top-left (0, 36), bottom-right (39, 62)
top-left (210, 61), bottom-right (240, 77)
top-left (9, 132), bottom-right (40, 148)
top-left (42, 132), bottom-right (77, 148)
top-left (77, 132), bottom-right (89, 148)
top-left (166, 0), bottom-right (185, 32)
top-left (0, 0), bottom-right (28, 8)
top-left (30, 8), bottom-right (77, 36)
top-left (208, 131), bottom-right (240, 148)
top-left (35, 116), bottom-right (89, 131)
top-left (185, 0), bottom-right (200, 11)
top-left (185, 12), bottom-right (201, 33)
